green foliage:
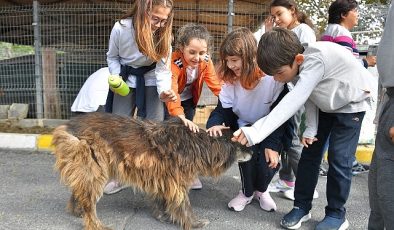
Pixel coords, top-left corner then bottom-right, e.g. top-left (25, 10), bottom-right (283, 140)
top-left (0, 42), bottom-right (34, 60)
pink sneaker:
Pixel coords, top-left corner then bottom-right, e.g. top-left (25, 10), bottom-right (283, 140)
top-left (228, 191), bottom-right (253, 212)
top-left (254, 191), bottom-right (277, 212)
top-left (190, 178), bottom-right (202, 190)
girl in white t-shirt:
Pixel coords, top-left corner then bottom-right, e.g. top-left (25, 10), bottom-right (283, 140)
top-left (206, 27), bottom-right (287, 212)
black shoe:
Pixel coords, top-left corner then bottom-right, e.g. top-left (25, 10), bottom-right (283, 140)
top-left (280, 207), bottom-right (311, 229)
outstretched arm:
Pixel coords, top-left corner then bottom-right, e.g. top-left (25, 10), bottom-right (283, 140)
top-left (234, 56), bottom-right (324, 146)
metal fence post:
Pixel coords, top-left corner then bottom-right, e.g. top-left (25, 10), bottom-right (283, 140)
top-left (227, 0), bottom-right (234, 33)
top-left (33, 1), bottom-right (43, 119)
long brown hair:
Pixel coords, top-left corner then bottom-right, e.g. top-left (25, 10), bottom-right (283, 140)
top-left (218, 27), bottom-right (262, 90)
top-left (121, 0), bottom-right (174, 61)
top-left (270, 0), bottom-right (314, 29)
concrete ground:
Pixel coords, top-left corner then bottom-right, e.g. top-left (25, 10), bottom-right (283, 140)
top-left (0, 149), bottom-right (370, 230)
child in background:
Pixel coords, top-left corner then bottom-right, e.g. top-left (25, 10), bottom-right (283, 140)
top-left (165, 23), bottom-right (222, 189)
top-left (321, 0), bottom-right (376, 175)
top-left (206, 27), bottom-right (288, 212)
top-left (233, 28), bottom-right (376, 229)
top-left (321, 0), bottom-right (376, 68)
top-left (104, 0), bottom-right (177, 195)
top-left (264, 0), bottom-right (317, 201)
top-left (71, 67), bottom-right (110, 115)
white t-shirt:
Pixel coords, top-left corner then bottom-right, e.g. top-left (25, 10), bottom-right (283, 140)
top-left (180, 66), bottom-right (198, 101)
top-left (71, 68), bottom-right (110, 112)
top-left (291, 23), bottom-right (316, 45)
top-left (219, 75), bottom-right (284, 127)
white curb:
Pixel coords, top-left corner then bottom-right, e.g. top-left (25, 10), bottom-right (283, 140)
top-left (0, 133), bottom-right (39, 150)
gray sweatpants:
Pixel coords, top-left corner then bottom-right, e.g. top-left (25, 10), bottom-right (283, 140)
top-left (112, 86), bottom-right (164, 121)
top-left (279, 107), bottom-right (304, 182)
top-left (368, 91), bottom-right (394, 230)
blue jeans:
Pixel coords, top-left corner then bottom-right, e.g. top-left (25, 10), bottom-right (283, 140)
top-left (294, 110), bottom-right (365, 219)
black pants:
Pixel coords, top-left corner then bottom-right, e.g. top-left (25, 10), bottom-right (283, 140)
top-left (164, 98), bottom-right (196, 120)
top-left (239, 143), bottom-right (280, 197)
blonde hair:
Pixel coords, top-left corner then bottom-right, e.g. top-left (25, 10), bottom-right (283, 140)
top-left (122, 0), bottom-right (174, 61)
top-left (218, 27), bottom-right (262, 90)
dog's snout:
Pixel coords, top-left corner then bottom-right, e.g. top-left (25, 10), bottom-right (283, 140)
top-left (236, 149), bottom-right (253, 162)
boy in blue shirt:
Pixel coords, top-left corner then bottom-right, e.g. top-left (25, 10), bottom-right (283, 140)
top-left (232, 27), bottom-right (376, 230)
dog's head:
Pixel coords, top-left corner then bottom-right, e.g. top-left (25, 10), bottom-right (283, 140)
top-left (217, 129), bottom-right (253, 163)
top-left (235, 144), bottom-right (253, 163)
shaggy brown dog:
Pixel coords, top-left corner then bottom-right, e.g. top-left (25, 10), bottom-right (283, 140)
top-left (52, 112), bottom-right (252, 230)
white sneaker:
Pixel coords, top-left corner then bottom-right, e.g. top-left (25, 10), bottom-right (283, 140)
top-left (283, 189), bottom-right (319, 201)
top-left (268, 179), bottom-right (294, 193)
top-left (103, 180), bottom-right (128, 195)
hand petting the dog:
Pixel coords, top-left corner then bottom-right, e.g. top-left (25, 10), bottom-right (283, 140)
top-left (206, 124), bottom-right (230, 137)
top-left (178, 115), bottom-right (199, 133)
top-left (231, 129), bottom-right (250, 146)
top-left (265, 148), bottom-right (280, 169)
top-left (390, 127), bottom-right (394, 143)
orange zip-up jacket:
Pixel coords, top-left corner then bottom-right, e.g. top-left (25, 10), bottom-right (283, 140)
top-left (166, 50), bottom-right (222, 116)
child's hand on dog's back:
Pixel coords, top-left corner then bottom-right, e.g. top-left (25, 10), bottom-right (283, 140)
top-left (206, 124), bottom-right (230, 137)
top-left (178, 115), bottom-right (199, 133)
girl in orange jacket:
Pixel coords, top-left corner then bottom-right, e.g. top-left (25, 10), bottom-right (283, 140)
top-left (165, 23), bottom-right (221, 190)
top-left (166, 23), bottom-right (221, 133)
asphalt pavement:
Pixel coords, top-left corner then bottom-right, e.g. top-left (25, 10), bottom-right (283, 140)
top-left (0, 149), bottom-right (370, 230)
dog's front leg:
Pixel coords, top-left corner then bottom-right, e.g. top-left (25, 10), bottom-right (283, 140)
top-left (166, 194), bottom-right (209, 230)
top-left (150, 196), bottom-right (171, 223)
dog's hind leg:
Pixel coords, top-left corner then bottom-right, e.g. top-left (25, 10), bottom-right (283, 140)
top-left (74, 188), bottom-right (111, 230)
top-left (66, 193), bottom-right (83, 217)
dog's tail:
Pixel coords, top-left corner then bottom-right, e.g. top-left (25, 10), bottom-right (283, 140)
top-left (52, 125), bottom-right (107, 192)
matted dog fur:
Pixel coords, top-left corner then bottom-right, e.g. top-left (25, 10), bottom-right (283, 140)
top-left (52, 112), bottom-right (252, 230)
